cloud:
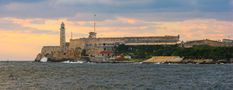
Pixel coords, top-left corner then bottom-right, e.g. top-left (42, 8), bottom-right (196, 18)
top-left (2, 17), bottom-right (232, 41)
top-left (0, 18), bottom-right (58, 35)
top-left (0, 0), bottom-right (232, 21)
top-left (154, 19), bottom-right (233, 41)
top-left (196, 0), bottom-right (233, 12)
top-left (116, 17), bottom-right (140, 24)
top-left (52, 0), bottom-right (152, 6)
top-left (0, 0), bottom-right (44, 5)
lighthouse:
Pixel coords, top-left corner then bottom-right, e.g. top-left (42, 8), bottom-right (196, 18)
top-left (60, 22), bottom-right (66, 52)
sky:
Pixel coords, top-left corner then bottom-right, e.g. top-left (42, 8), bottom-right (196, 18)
top-left (0, 0), bottom-right (233, 60)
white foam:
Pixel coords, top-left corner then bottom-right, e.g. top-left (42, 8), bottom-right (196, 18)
top-left (40, 57), bottom-right (48, 62)
top-left (62, 61), bottom-right (85, 64)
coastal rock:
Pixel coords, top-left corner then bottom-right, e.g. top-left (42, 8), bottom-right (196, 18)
top-left (143, 56), bottom-right (183, 63)
top-left (35, 53), bottom-right (42, 62)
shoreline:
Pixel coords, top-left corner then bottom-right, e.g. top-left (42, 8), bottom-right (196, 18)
top-left (0, 60), bottom-right (232, 64)
top-left (35, 56), bottom-right (233, 64)
top-left (34, 59), bottom-right (233, 64)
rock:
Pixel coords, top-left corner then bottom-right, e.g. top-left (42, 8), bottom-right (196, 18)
top-left (35, 53), bottom-right (42, 62)
top-left (144, 56), bottom-right (183, 63)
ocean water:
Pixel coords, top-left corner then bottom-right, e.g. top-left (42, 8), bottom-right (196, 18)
top-left (0, 62), bottom-right (232, 90)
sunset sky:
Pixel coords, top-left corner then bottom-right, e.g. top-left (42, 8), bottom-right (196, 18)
top-left (0, 0), bottom-right (233, 60)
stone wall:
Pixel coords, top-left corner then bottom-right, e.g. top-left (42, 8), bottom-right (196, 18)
top-left (41, 46), bottom-right (61, 55)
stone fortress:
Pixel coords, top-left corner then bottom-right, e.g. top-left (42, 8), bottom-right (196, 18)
top-left (35, 21), bottom-right (233, 62)
top-left (35, 22), bottom-right (180, 62)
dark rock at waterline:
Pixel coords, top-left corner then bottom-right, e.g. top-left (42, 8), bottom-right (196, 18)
top-left (34, 53), bottom-right (42, 62)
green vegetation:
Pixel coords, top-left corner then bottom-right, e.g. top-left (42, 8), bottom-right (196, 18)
top-left (115, 44), bottom-right (179, 59)
top-left (115, 44), bottom-right (233, 60)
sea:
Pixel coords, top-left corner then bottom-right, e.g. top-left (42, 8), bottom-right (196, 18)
top-left (0, 61), bottom-right (232, 90)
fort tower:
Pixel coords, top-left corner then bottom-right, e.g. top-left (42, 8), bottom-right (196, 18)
top-left (60, 22), bottom-right (66, 51)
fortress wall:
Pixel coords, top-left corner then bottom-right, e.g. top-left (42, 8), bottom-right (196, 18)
top-left (124, 36), bottom-right (179, 45)
top-left (74, 38), bottom-right (124, 57)
top-left (125, 42), bottom-right (179, 46)
top-left (41, 46), bottom-right (60, 55)
top-left (78, 36), bottom-right (180, 57)
top-left (73, 36), bottom-right (180, 49)
top-left (69, 39), bottom-right (86, 50)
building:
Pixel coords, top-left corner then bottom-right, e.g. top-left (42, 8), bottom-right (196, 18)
top-left (69, 35), bottom-right (180, 58)
top-left (183, 39), bottom-right (233, 48)
top-left (223, 39), bottom-right (233, 44)
top-left (35, 22), bottom-right (180, 61)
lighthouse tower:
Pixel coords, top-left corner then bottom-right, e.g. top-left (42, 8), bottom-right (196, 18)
top-left (60, 22), bottom-right (66, 52)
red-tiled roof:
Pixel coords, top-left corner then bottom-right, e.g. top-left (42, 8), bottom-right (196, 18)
top-left (99, 51), bottom-right (113, 54)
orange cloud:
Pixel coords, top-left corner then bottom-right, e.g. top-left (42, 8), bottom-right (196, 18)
top-left (154, 19), bottom-right (233, 41)
top-left (116, 17), bottom-right (139, 24)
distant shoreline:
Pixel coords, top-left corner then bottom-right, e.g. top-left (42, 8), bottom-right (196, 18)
top-left (32, 58), bottom-right (233, 64)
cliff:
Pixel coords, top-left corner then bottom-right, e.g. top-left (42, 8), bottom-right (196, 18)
top-left (35, 47), bottom-right (82, 62)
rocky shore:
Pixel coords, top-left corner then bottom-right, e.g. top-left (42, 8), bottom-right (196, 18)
top-left (35, 55), bottom-right (233, 64)
top-left (143, 56), bottom-right (233, 64)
